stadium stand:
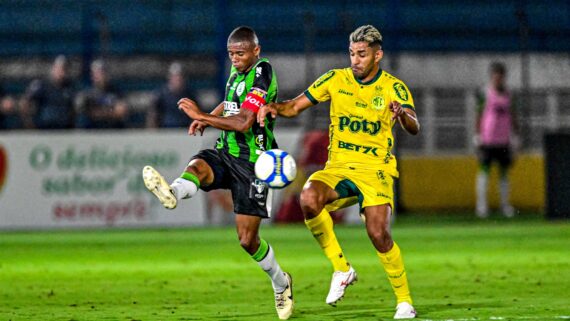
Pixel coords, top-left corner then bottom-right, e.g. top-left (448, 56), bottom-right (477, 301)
top-left (0, 0), bottom-right (568, 151)
top-left (0, 0), bottom-right (568, 57)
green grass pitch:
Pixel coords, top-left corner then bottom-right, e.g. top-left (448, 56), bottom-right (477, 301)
top-left (1, 213), bottom-right (569, 321)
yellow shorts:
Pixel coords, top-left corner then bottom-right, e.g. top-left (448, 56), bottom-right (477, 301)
top-left (308, 166), bottom-right (395, 213)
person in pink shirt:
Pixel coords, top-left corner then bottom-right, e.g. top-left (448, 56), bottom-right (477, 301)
top-left (475, 62), bottom-right (519, 218)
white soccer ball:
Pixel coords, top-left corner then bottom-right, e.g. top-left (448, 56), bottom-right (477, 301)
top-left (255, 149), bottom-right (297, 189)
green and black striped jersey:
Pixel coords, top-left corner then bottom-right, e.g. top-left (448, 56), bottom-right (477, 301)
top-left (216, 58), bottom-right (278, 163)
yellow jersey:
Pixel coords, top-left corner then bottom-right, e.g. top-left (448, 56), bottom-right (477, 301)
top-left (304, 67), bottom-right (415, 178)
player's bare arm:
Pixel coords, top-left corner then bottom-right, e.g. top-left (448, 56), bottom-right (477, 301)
top-left (179, 98), bottom-right (255, 133)
top-left (188, 102), bottom-right (225, 136)
top-left (390, 101), bottom-right (420, 135)
top-left (258, 93), bottom-right (314, 127)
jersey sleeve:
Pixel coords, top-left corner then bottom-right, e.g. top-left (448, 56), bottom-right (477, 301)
top-left (304, 70), bottom-right (336, 105)
top-left (241, 61), bottom-right (274, 113)
top-left (391, 80), bottom-right (415, 110)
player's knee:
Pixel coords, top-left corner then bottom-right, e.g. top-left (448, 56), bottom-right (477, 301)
top-left (368, 228), bottom-right (392, 252)
top-left (187, 158), bottom-right (213, 184)
top-left (187, 159), bottom-right (206, 173)
top-left (300, 188), bottom-right (325, 217)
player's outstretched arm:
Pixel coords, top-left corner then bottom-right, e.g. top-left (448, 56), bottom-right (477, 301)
top-left (187, 102), bottom-right (225, 136)
top-left (179, 98), bottom-right (256, 133)
top-left (389, 101), bottom-right (420, 135)
top-left (258, 93), bottom-right (314, 127)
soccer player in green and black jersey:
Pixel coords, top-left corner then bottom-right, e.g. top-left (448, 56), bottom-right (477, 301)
top-left (142, 26), bottom-right (293, 320)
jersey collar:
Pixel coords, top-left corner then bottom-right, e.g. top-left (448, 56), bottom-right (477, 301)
top-left (236, 58), bottom-right (268, 76)
top-left (354, 68), bottom-right (383, 85)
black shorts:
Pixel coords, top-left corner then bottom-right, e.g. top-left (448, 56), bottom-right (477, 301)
top-left (191, 149), bottom-right (271, 218)
top-left (478, 145), bottom-right (512, 169)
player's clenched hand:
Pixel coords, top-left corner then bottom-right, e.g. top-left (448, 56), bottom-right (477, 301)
top-left (389, 101), bottom-right (405, 121)
top-left (258, 103), bottom-right (278, 127)
top-left (188, 120), bottom-right (207, 136)
top-left (178, 98), bottom-right (201, 119)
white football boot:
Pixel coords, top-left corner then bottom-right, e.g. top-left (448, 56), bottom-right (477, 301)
top-left (274, 272), bottom-right (294, 320)
top-left (394, 302), bottom-right (417, 319)
top-left (142, 166), bottom-right (177, 209)
top-left (326, 266), bottom-right (357, 305)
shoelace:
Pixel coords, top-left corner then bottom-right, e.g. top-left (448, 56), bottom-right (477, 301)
top-left (275, 292), bottom-right (286, 308)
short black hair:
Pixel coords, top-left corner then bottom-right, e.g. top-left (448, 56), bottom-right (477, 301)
top-left (227, 26), bottom-right (259, 47)
top-left (490, 62), bottom-right (506, 75)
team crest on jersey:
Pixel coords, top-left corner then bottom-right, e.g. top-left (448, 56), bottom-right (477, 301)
top-left (252, 179), bottom-right (266, 194)
top-left (393, 83), bottom-right (409, 101)
top-left (372, 96), bottom-right (385, 111)
top-left (313, 70), bottom-right (335, 89)
top-left (236, 81), bottom-right (246, 96)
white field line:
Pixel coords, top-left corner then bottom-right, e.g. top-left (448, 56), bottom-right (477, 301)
top-left (419, 317), bottom-right (570, 321)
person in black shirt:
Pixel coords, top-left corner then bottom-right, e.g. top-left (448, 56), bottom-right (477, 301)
top-left (0, 86), bottom-right (22, 130)
top-left (147, 62), bottom-right (195, 128)
top-left (21, 55), bottom-right (76, 129)
top-left (75, 59), bottom-right (128, 129)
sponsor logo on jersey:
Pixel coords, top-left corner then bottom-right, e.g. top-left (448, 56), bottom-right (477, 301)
top-left (372, 96), bottom-right (385, 111)
top-left (223, 101), bottom-right (240, 116)
top-left (250, 87), bottom-right (267, 99)
top-left (0, 145), bottom-right (7, 195)
top-left (338, 89), bottom-right (353, 96)
top-left (313, 70), bottom-right (335, 89)
top-left (376, 170), bottom-right (389, 186)
top-left (377, 170), bottom-right (386, 180)
top-left (393, 82), bottom-right (409, 101)
top-left (338, 116), bottom-right (381, 136)
top-left (236, 81), bottom-right (246, 96)
top-left (355, 102), bottom-right (368, 108)
top-left (255, 135), bottom-right (265, 150)
top-left (338, 140), bottom-right (379, 156)
top-left (376, 192), bottom-right (391, 199)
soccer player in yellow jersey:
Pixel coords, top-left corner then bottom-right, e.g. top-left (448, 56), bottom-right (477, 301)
top-left (258, 25), bottom-right (419, 319)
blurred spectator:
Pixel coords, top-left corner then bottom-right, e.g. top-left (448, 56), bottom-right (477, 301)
top-left (474, 62), bottom-right (519, 218)
top-left (0, 85), bottom-right (22, 129)
top-left (275, 130), bottom-right (339, 223)
top-left (298, 130), bottom-right (330, 176)
top-left (205, 190), bottom-right (234, 226)
top-left (147, 62), bottom-right (195, 128)
top-left (75, 59), bottom-right (128, 129)
top-left (20, 55), bottom-right (76, 129)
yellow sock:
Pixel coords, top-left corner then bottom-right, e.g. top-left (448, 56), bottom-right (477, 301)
top-left (305, 209), bottom-right (350, 272)
top-left (377, 242), bottom-right (413, 304)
